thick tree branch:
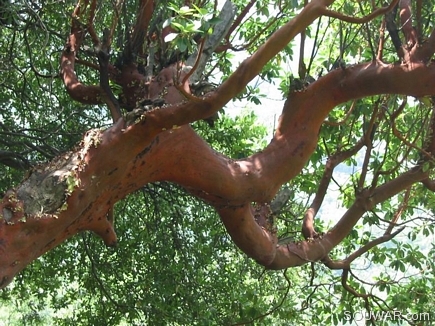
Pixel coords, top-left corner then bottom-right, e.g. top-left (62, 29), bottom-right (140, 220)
top-left (422, 178), bottom-right (435, 191)
top-left (5, 0), bottom-right (435, 287)
top-left (3, 59), bottom-right (435, 287)
top-left (60, 9), bottom-right (104, 105)
top-left (415, 0), bottom-right (422, 41)
top-left (206, 0), bottom-right (333, 112)
top-left (129, 0), bottom-right (154, 61)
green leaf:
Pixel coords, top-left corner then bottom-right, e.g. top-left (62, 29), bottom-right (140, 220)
top-left (175, 37), bottom-right (188, 52)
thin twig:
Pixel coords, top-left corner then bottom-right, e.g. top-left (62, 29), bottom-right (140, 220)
top-left (321, 0), bottom-right (399, 24)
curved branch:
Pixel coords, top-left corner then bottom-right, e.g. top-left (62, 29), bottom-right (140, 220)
top-left (324, 100), bottom-right (357, 126)
top-left (422, 178), bottom-right (435, 191)
top-left (183, 35), bottom-right (206, 84)
top-left (129, 0), bottom-right (154, 61)
top-left (60, 10), bottom-right (104, 105)
top-left (321, 0), bottom-right (399, 24)
top-left (269, 166), bottom-right (428, 269)
top-left (97, 29), bottom-right (122, 122)
top-left (3, 58), bottom-right (435, 286)
top-left (108, 0), bottom-right (124, 48)
top-left (377, 18), bottom-right (386, 60)
top-left (0, 150), bottom-right (31, 170)
top-left (413, 28), bottom-right (435, 65)
top-left (225, 0), bottom-right (256, 40)
top-left (6, 0), bottom-right (435, 288)
top-left (207, 0), bottom-right (331, 111)
top-left (302, 135), bottom-right (366, 239)
top-left (87, 0), bottom-right (100, 46)
top-left (341, 269), bottom-right (370, 298)
top-left (385, 4), bottom-right (403, 59)
top-left (323, 227), bottom-right (405, 269)
top-left (357, 105), bottom-right (379, 190)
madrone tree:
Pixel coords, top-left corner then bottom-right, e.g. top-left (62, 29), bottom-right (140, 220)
top-left (1, 0), bottom-right (435, 321)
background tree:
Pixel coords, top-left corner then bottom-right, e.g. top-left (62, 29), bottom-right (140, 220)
top-left (1, 0), bottom-right (435, 324)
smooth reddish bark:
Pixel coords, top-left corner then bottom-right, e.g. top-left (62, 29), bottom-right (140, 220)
top-left (1, 0), bottom-right (435, 288)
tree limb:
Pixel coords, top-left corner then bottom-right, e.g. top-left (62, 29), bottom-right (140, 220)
top-left (320, 0), bottom-right (399, 24)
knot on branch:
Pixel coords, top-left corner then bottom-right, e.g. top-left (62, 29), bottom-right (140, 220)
top-left (88, 213), bottom-right (118, 247)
